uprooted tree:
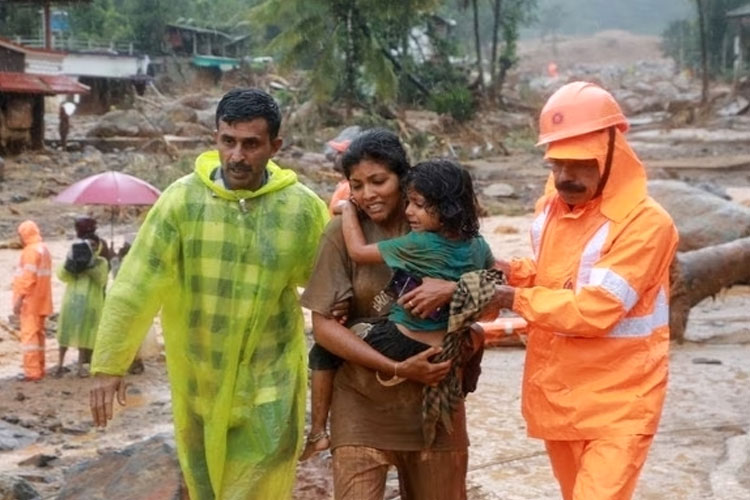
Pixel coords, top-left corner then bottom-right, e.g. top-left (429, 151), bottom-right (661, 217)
top-left (670, 236), bottom-right (750, 342)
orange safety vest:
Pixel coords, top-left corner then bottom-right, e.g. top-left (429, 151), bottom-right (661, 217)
top-left (509, 129), bottom-right (679, 440)
top-left (13, 221), bottom-right (53, 316)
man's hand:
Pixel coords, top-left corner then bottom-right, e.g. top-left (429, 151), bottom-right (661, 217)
top-left (478, 284), bottom-right (517, 322)
top-left (330, 298), bottom-right (350, 325)
top-left (396, 346), bottom-right (451, 386)
top-left (493, 259), bottom-right (511, 276)
top-left (90, 374), bottom-right (128, 427)
top-left (399, 277), bottom-right (457, 319)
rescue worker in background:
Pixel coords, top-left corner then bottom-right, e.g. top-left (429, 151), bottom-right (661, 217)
top-left (489, 81), bottom-right (679, 500)
top-left (12, 220), bottom-right (53, 381)
top-left (88, 88), bottom-right (328, 500)
top-left (326, 138), bottom-right (351, 215)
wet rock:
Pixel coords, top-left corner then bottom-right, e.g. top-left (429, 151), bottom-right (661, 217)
top-left (649, 180), bottom-right (750, 251)
top-left (178, 93), bottom-right (215, 110)
top-left (174, 122), bottom-right (212, 137)
top-left (87, 110), bottom-right (161, 138)
top-left (57, 434), bottom-right (182, 500)
top-left (483, 183), bottom-right (516, 198)
top-left (18, 454), bottom-right (58, 468)
top-left (0, 474), bottom-right (41, 499)
top-left (60, 424), bottom-right (89, 436)
top-left (162, 104), bottom-right (198, 125)
top-left (0, 421), bottom-right (38, 452)
top-left (717, 96), bottom-right (750, 117)
top-left (195, 109), bottom-right (216, 131)
top-left (692, 357), bottom-right (723, 365)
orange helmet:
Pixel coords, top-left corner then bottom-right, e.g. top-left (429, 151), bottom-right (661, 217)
top-left (536, 81), bottom-right (628, 146)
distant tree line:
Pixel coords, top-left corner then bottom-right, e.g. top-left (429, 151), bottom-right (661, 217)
top-left (0, 0), bottom-right (540, 121)
top-left (662, 0), bottom-right (749, 78)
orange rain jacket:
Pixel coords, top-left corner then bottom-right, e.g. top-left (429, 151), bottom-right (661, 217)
top-left (13, 221), bottom-right (53, 316)
top-left (509, 128), bottom-right (679, 440)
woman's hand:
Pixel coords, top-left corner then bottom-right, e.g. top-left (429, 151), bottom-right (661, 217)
top-left (397, 346), bottom-right (451, 386)
top-left (330, 298), bottom-right (350, 325)
top-left (399, 277), bottom-right (457, 319)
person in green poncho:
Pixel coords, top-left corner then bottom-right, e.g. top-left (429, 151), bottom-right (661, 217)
top-left (55, 235), bottom-right (109, 378)
top-left (88, 88), bottom-right (329, 500)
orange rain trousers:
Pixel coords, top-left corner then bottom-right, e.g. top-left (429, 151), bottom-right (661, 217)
top-left (545, 435), bottom-right (654, 500)
top-left (20, 313), bottom-right (46, 380)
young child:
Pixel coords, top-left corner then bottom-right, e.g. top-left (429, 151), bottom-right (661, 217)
top-left (301, 159), bottom-right (494, 459)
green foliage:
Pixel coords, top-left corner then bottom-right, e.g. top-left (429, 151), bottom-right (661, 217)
top-left (428, 84), bottom-right (476, 122)
top-left (251, 0), bottom-right (442, 106)
top-left (661, 0), bottom-right (747, 75)
top-left (0, 4), bottom-right (41, 37)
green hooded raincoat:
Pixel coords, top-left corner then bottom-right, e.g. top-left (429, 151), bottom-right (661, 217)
top-left (57, 256), bottom-right (108, 349)
top-left (91, 151), bottom-right (328, 499)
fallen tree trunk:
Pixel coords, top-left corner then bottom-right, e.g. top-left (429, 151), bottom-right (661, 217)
top-left (670, 236), bottom-right (750, 342)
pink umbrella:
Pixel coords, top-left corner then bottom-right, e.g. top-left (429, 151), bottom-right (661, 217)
top-left (55, 171), bottom-right (161, 246)
top-left (55, 171), bottom-right (161, 205)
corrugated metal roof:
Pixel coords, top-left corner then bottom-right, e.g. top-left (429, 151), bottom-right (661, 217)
top-left (0, 72), bottom-right (90, 94)
top-left (727, 4), bottom-right (750, 18)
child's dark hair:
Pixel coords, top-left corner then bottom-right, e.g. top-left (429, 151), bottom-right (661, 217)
top-left (341, 128), bottom-right (410, 180)
top-left (215, 88), bottom-right (281, 139)
top-left (406, 159), bottom-right (480, 239)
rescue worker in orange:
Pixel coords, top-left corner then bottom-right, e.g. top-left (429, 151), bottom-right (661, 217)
top-left (12, 220), bottom-right (53, 381)
top-left (490, 82), bottom-right (679, 500)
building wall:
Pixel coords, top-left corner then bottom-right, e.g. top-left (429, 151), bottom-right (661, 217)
top-left (0, 47), bottom-right (24, 72)
top-left (25, 54), bottom-right (64, 75)
top-left (63, 53), bottom-right (141, 78)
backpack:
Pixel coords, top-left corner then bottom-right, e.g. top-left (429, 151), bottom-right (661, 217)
top-left (64, 240), bottom-right (95, 274)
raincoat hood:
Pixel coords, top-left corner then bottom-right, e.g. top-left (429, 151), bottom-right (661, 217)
top-left (194, 150), bottom-right (297, 200)
top-left (544, 128), bottom-right (647, 223)
top-left (18, 220), bottom-right (43, 246)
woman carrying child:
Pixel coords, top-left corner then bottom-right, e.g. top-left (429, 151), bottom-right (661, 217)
top-left (301, 129), bottom-right (492, 500)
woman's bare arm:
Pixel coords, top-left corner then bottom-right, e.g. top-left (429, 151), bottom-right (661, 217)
top-left (341, 202), bottom-right (383, 264)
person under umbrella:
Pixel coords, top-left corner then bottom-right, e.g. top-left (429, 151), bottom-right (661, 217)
top-left (55, 233), bottom-right (108, 378)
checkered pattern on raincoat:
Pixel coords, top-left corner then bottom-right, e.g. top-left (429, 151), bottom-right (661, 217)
top-left (91, 151), bottom-right (328, 499)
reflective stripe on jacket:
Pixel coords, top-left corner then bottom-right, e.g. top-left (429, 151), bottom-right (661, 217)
top-left (509, 129), bottom-right (679, 440)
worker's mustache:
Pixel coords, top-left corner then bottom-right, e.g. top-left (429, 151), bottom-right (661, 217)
top-left (227, 161), bottom-right (252, 171)
top-left (556, 181), bottom-right (587, 193)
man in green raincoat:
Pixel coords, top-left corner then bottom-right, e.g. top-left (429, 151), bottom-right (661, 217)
top-left (89, 88), bottom-right (328, 499)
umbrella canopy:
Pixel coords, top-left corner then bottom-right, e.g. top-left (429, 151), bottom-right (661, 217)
top-left (55, 171), bottom-right (161, 205)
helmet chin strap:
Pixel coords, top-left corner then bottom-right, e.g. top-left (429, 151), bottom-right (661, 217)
top-left (594, 127), bottom-right (616, 198)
